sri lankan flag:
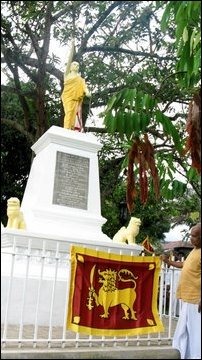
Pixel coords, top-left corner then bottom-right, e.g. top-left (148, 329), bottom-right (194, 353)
top-left (141, 236), bottom-right (155, 254)
top-left (67, 246), bottom-right (164, 336)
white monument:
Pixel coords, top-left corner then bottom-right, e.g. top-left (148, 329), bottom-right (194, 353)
top-left (1, 126), bottom-right (143, 327)
top-left (20, 125), bottom-right (110, 242)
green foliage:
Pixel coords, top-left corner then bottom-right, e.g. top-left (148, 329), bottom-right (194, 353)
top-left (155, 110), bottom-right (183, 154)
top-left (160, 1), bottom-right (201, 88)
top-left (103, 1), bottom-right (201, 210)
top-left (104, 88), bottom-right (184, 154)
top-left (1, 124), bottom-right (32, 226)
top-left (97, 132), bottom-right (195, 243)
top-left (102, 181), bottom-right (172, 245)
top-left (103, 84), bottom-right (201, 203)
top-left (104, 89), bottom-right (155, 139)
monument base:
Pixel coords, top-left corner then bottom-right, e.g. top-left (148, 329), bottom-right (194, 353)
top-left (21, 126), bottom-right (111, 241)
top-left (21, 205), bottom-right (110, 241)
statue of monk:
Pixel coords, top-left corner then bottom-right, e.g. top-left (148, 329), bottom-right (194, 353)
top-left (61, 61), bottom-right (91, 132)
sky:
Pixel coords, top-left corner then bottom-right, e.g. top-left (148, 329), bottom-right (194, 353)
top-left (164, 224), bottom-right (189, 242)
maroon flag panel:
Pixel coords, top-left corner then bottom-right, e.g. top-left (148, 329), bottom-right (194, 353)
top-left (67, 246), bottom-right (164, 336)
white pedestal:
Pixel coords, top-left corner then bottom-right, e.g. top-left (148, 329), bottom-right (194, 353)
top-left (21, 126), bottom-right (110, 242)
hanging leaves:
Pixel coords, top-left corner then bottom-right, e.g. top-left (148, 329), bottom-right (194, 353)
top-left (104, 89), bottom-right (155, 139)
top-left (127, 141), bottom-right (138, 213)
top-left (183, 89), bottom-right (201, 174)
top-left (126, 135), bottom-right (160, 213)
top-left (160, 1), bottom-right (201, 88)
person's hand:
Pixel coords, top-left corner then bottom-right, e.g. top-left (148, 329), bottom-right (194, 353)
top-left (85, 89), bottom-right (91, 97)
top-left (160, 254), bottom-right (170, 265)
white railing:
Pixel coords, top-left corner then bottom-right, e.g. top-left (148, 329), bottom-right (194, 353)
top-left (1, 230), bottom-right (181, 350)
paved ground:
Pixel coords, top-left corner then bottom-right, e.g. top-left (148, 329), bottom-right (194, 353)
top-left (1, 317), bottom-right (180, 359)
top-left (1, 346), bottom-right (180, 359)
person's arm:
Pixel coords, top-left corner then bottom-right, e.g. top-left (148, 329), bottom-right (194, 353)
top-left (160, 254), bottom-right (183, 268)
top-left (64, 39), bottom-right (75, 80)
top-left (64, 63), bottom-right (71, 81)
top-left (82, 79), bottom-right (91, 97)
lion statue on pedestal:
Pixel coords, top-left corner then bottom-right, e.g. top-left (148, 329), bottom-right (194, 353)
top-left (6, 197), bottom-right (26, 230)
top-left (112, 217), bottom-right (141, 245)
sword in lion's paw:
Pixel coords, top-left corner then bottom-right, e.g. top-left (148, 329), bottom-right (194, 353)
top-left (86, 264), bottom-right (96, 310)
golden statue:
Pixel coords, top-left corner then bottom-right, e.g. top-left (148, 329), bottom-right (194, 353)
top-left (61, 61), bottom-right (91, 131)
top-left (6, 197), bottom-right (26, 230)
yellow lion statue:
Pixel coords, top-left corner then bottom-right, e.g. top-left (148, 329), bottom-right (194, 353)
top-left (6, 197), bottom-right (26, 230)
top-left (112, 217), bottom-right (141, 244)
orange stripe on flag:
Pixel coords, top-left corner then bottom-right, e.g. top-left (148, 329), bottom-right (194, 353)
top-left (67, 246), bottom-right (164, 336)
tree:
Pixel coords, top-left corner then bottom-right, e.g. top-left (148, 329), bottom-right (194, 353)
top-left (103, 0), bottom-right (201, 213)
top-left (98, 133), bottom-right (200, 243)
top-left (1, 1), bottom-right (201, 235)
top-left (2, 1), bottom-right (184, 140)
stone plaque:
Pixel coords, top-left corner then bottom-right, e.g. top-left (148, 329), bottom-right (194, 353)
top-left (52, 151), bottom-right (89, 209)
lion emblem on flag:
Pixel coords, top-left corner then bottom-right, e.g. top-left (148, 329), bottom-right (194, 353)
top-left (87, 266), bottom-right (138, 320)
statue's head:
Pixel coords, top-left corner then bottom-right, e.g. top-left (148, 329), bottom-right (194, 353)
top-left (130, 217), bottom-right (141, 226)
top-left (7, 197), bottom-right (20, 216)
top-left (70, 61), bottom-right (79, 72)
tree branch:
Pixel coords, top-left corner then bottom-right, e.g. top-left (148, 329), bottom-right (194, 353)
top-left (1, 54), bottom-right (63, 82)
top-left (84, 126), bottom-right (107, 133)
top-left (82, 46), bottom-right (173, 61)
top-left (1, 118), bottom-right (34, 144)
top-left (25, 23), bottom-right (41, 57)
top-left (2, 50), bottom-right (32, 131)
top-left (1, 84), bottom-right (35, 98)
top-left (79, 1), bottom-right (124, 53)
top-left (41, 1), bottom-right (54, 62)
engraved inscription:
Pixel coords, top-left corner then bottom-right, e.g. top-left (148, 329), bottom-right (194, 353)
top-left (53, 152), bottom-right (89, 209)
